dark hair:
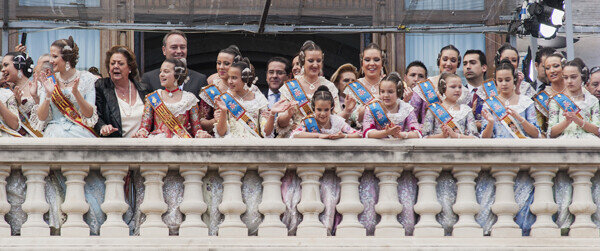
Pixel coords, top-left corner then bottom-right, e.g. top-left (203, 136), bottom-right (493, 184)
top-left (162, 30), bottom-right (187, 47)
top-left (230, 57), bottom-right (256, 87)
top-left (545, 53), bottom-right (566, 67)
top-left (405, 60), bottom-right (428, 78)
top-left (105, 45), bottom-right (139, 81)
top-left (535, 47), bottom-right (556, 64)
top-left (495, 59), bottom-right (517, 85)
top-left (464, 49), bottom-right (487, 78)
top-left (5, 51), bottom-right (34, 78)
top-left (380, 72), bottom-right (404, 97)
top-left (267, 57), bottom-right (290, 75)
top-left (311, 85), bottom-right (334, 110)
top-left (437, 44), bottom-right (461, 67)
top-left (298, 40), bottom-right (323, 65)
top-left (164, 58), bottom-right (188, 86)
top-left (564, 58), bottom-right (589, 83)
top-left (495, 44), bottom-right (518, 66)
top-left (219, 45), bottom-right (242, 64)
top-left (360, 43), bottom-right (387, 76)
top-left (51, 36), bottom-right (79, 68)
top-left (438, 72), bottom-right (461, 96)
top-left (88, 67), bottom-right (101, 77)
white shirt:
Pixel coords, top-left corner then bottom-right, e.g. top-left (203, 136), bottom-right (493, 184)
top-left (117, 94), bottom-right (144, 138)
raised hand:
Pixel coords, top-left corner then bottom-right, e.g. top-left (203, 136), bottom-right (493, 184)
top-left (271, 99), bottom-right (291, 114)
top-left (344, 96), bottom-right (357, 112)
top-left (215, 96), bottom-right (228, 111)
top-left (482, 109), bottom-right (495, 123)
top-left (71, 77), bottom-right (80, 93)
top-left (403, 87), bottom-right (414, 102)
top-left (42, 78), bottom-right (55, 96)
top-left (13, 85), bottom-right (23, 103)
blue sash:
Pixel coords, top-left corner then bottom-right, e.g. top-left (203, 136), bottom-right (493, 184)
top-left (533, 90), bottom-right (550, 115)
top-left (417, 80), bottom-right (440, 105)
top-left (428, 103), bottom-right (459, 130)
top-left (484, 96), bottom-right (527, 138)
top-left (347, 81), bottom-right (374, 105)
top-left (302, 115), bottom-right (321, 133)
top-left (483, 79), bottom-right (498, 98)
top-left (219, 93), bottom-right (263, 137)
top-left (285, 79), bottom-right (313, 117)
top-left (203, 84), bottom-right (222, 102)
top-left (366, 101), bottom-right (392, 127)
top-left (553, 93), bottom-right (583, 119)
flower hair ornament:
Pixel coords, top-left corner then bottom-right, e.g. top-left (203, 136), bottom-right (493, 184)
top-left (63, 45), bottom-right (73, 52)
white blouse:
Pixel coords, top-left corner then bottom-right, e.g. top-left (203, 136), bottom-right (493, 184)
top-left (117, 94), bottom-right (144, 138)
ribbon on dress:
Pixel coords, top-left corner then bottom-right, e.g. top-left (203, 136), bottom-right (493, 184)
top-left (417, 80), bottom-right (441, 105)
top-left (18, 109), bottom-right (43, 137)
top-left (147, 91), bottom-right (192, 138)
top-left (200, 84), bottom-right (223, 107)
top-left (347, 81), bottom-right (375, 105)
top-left (219, 92), bottom-right (263, 138)
top-left (552, 93), bottom-right (583, 119)
top-left (285, 79), bottom-right (313, 117)
top-left (484, 96), bottom-right (527, 139)
top-left (302, 115), bottom-right (321, 133)
top-left (533, 90), bottom-right (550, 117)
top-left (48, 75), bottom-right (99, 137)
top-left (482, 79), bottom-right (499, 98)
top-left (428, 102), bottom-right (459, 131)
top-left (366, 100), bottom-right (392, 128)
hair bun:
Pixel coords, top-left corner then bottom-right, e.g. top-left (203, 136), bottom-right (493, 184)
top-left (315, 85), bottom-right (330, 93)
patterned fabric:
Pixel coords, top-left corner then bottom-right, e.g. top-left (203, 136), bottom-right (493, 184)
top-left (137, 90), bottom-right (203, 138)
top-left (482, 95), bottom-right (540, 138)
top-left (548, 92), bottom-right (600, 139)
top-left (291, 115), bottom-right (358, 137)
top-left (343, 78), bottom-right (380, 130)
top-left (410, 82), bottom-right (470, 124)
top-left (362, 99), bottom-right (421, 138)
top-left (0, 88), bottom-right (20, 137)
top-left (215, 89), bottom-right (273, 138)
top-left (422, 104), bottom-right (479, 137)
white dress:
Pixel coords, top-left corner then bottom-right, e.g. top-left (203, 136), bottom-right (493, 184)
top-left (0, 88), bottom-right (20, 137)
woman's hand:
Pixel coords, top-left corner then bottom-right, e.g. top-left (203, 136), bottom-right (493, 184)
top-left (100, 124), bottom-right (119, 136)
top-left (319, 131), bottom-right (346, 140)
top-left (507, 108), bottom-right (525, 123)
top-left (344, 96), bottom-right (357, 113)
top-left (71, 77), bottom-right (81, 95)
top-left (384, 124), bottom-right (402, 137)
top-left (403, 87), bottom-right (414, 102)
top-left (132, 129), bottom-right (148, 138)
top-left (482, 109), bottom-right (495, 123)
top-left (42, 78), bottom-right (55, 96)
top-left (271, 99), bottom-right (291, 114)
top-left (215, 96), bottom-right (228, 112)
top-left (564, 111), bottom-right (580, 125)
top-left (195, 130), bottom-right (213, 138)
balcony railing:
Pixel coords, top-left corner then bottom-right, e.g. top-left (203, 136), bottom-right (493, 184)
top-left (0, 138), bottom-right (599, 249)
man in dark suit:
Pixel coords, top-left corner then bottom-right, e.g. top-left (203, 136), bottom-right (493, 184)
top-left (263, 57), bottom-right (291, 109)
top-left (141, 30), bottom-right (207, 99)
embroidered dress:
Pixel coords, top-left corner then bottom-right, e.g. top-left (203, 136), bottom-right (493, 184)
top-left (215, 89), bottom-right (273, 138)
top-left (137, 90), bottom-right (203, 138)
top-left (548, 92), bottom-right (600, 139)
top-left (32, 70), bottom-right (99, 138)
top-left (422, 104), bottom-right (479, 137)
top-left (343, 78), bottom-right (380, 129)
top-left (16, 82), bottom-right (45, 136)
top-left (291, 114), bottom-right (359, 137)
top-left (362, 99), bottom-right (421, 138)
top-left (0, 88), bottom-right (20, 137)
top-left (482, 95), bottom-right (540, 138)
top-left (409, 81), bottom-right (470, 123)
top-left (276, 75), bottom-right (341, 138)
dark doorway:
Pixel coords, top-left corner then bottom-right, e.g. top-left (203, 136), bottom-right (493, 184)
top-left (140, 32), bottom-right (361, 92)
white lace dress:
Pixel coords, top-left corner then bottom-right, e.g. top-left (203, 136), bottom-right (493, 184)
top-left (291, 114), bottom-right (358, 137)
top-left (421, 104), bottom-right (479, 137)
top-left (215, 89), bottom-right (273, 138)
top-left (0, 88), bottom-right (20, 137)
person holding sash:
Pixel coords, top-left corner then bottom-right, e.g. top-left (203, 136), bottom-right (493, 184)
top-left (362, 73), bottom-right (420, 139)
top-left (340, 43), bottom-right (386, 129)
top-left (133, 58), bottom-right (211, 138)
top-left (422, 73), bottom-right (478, 138)
top-left (292, 86), bottom-right (360, 139)
top-left (481, 60), bottom-right (540, 138)
top-left (2, 52), bottom-right (41, 137)
top-left (403, 61), bottom-right (428, 102)
top-left (34, 36), bottom-right (99, 138)
top-left (214, 58), bottom-right (286, 138)
top-left (276, 40), bottom-right (340, 138)
top-left (548, 59), bottom-right (600, 139)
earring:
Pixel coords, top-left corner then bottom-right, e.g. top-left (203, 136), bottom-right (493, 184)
top-left (17, 71), bottom-right (23, 79)
top-left (300, 66), bottom-right (305, 76)
top-left (65, 62), bottom-right (71, 71)
top-left (380, 68), bottom-right (385, 77)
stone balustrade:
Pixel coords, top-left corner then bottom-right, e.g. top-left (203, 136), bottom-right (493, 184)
top-left (1, 138), bottom-right (600, 249)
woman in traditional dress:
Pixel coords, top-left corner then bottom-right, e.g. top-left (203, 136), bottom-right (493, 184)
top-left (214, 58), bottom-right (288, 138)
top-left (133, 58), bottom-right (211, 138)
top-left (34, 36), bottom-right (99, 138)
top-left (495, 43), bottom-right (536, 98)
top-left (292, 85), bottom-right (360, 138)
top-left (548, 59), bottom-right (600, 139)
top-left (534, 53), bottom-right (568, 135)
top-left (276, 40), bottom-right (341, 138)
top-left (362, 72), bottom-right (421, 139)
top-left (339, 43), bottom-right (385, 129)
top-left (481, 59), bottom-right (540, 138)
top-left (2, 52), bottom-right (40, 136)
top-left (421, 73), bottom-right (478, 138)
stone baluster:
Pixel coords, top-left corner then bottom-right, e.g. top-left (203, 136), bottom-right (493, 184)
top-left (139, 165), bottom-right (168, 237)
top-left (100, 165), bottom-right (130, 237)
top-left (218, 166), bottom-right (247, 237)
top-left (568, 166), bottom-right (598, 237)
top-left (257, 166), bottom-right (287, 237)
top-left (179, 165), bottom-right (208, 236)
top-left (335, 166), bottom-right (365, 237)
top-left (61, 165), bottom-right (90, 236)
top-left (296, 166), bottom-right (326, 237)
top-left (0, 165), bottom-right (10, 236)
top-left (452, 166), bottom-right (482, 237)
top-left (529, 166), bottom-right (560, 237)
top-left (374, 167), bottom-right (404, 237)
top-left (490, 166), bottom-right (520, 237)
top-left (413, 166), bottom-right (443, 237)
top-left (21, 165), bottom-right (50, 236)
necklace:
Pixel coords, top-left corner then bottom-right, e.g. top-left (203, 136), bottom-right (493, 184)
top-left (570, 92), bottom-right (585, 100)
top-left (116, 81), bottom-right (131, 100)
top-left (57, 71), bottom-right (78, 86)
top-left (443, 102), bottom-right (459, 111)
top-left (164, 88), bottom-right (179, 98)
top-left (363, 77), bottom-right (381, 94)
top-left (305, 76), bottom-right (319, 90)
top-left (551, 85), bottom-right (566, 95)
top-left (233, 89), bottom-right (251, 102)
top-left (499, 93), bottom-right (515, 106)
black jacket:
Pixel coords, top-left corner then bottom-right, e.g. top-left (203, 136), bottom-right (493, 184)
top-left (141, 68), bottom-right (207, 100)
top-left (94, 77), bottom-right (151, 137)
